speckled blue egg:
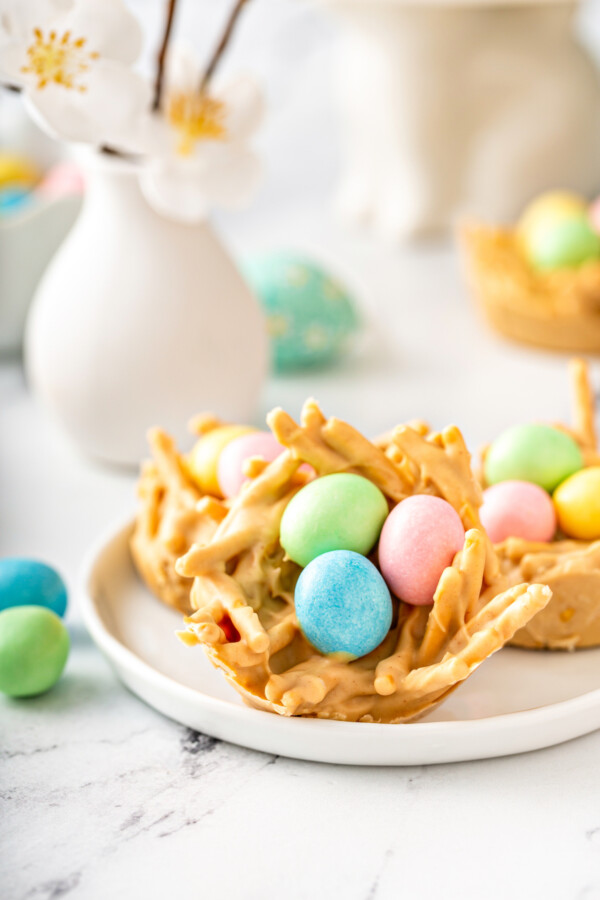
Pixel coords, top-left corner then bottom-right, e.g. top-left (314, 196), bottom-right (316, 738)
top-left (244, 253), bottom-right (359, 371)
top-left (294, 550), bottom-right (392, 659)
top-left (0, 558), bottom-right (67, 618)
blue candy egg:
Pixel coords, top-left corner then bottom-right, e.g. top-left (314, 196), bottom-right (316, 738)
top-left (294, 550), bottom-right (392, 658)
top-left (0, 558), bottom-right (67, 618)
top-left (0, 187), bottom-right (31, 217)
top-left (244, 253), bottom-right (359, 371)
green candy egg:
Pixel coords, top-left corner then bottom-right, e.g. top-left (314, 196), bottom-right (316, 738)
top-left (485, 424), bottom-right (583, 493)
top-left (527, 215), bottom-right (600, 271)
top-left (0, 606), bottom-right (69, 697)
top-left (280, 473), bottom-right (388, 567)
top-left (244, 254), bottom-right (359, 372)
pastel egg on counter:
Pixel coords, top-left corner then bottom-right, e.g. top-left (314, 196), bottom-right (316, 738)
top-left (38, 161), bottom-right (84, 200)
top-left (517, 191), bottom-right (586, 245)
top-left (378, 495), bottom-right (464, 605)
top-left (0, 558), bottom-right (68, 617)
top-left (280, 473), bottom-right (388, 568)
top-left (0, 606), bottom-right (69, 697)
top-left (553, 467), bottom-right (600, 540)
top-left (484, 424), bottom-right (583, 493)
top-left (244, 254), bottom-right (359, 371)
top-left (188, 424), bottom-right (256, 496)
top-left (294, 550), bottom-right (392, 658)
top-left (526, 215), bottom-right (600, 271)
top-left (0, 152), bottom-right (39, 190)
top-left (0, 187), bottom-right (32, 217)
top-left (218, 431), bottom-right (285, 498)
top-left (480, 481), bottom-right (556, 544)
top-left (589, 196), bottom-right (600, 234)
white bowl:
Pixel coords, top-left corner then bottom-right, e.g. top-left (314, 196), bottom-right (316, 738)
top-left (80, 519), bottom-right (600, 766)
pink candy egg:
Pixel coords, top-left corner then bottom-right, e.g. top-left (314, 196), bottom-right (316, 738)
top-left (480, 480), bottom-right (556, 544)
top-left (218, 431), bottom-right (285, 498)
top-left (378, 495), bottom-right (465, 606)
top-left (38, 162), bottom-right (84, 199)
top-left (590, 197), bottom-right (600, 235)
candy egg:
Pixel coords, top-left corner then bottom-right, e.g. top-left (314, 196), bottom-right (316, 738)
top-left (280, 473), bottom-right (388, 567)
top-left (0, 558), bottom-right (67, 617)
top-left (0, 187), bottom-right (32, 217)
top-left (484, 424), bottom-right (583, 493)
top-left (294, 550), bottom-right (392, 658)
top-left (188, 424), bottom-right (256, 496)
top-left (244, 254), bottom-right (359, 371)
top-left (480, 481), bottom-right (556, 544)
top-left (218, 431), bottom-right (284, 498)
top-left (0, 152), bottom-right (39, 190)
top-left (517, 191), bottom-right (586, 247)
top-left (553, 467), bottom-right (600, 540)
top-left (589, 196), bottom-right (600, 234)
top-left (378, 495), bottom-right (464, 605)
top-left (38, 161), bottom-right (84, 199)
top-left (0, 606), bottom-right (69, 697)
top-left (526, 216), bottom-right (600, 271)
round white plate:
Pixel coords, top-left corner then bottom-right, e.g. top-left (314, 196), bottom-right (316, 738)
top-left (80, 520), bottom-right (600, 766)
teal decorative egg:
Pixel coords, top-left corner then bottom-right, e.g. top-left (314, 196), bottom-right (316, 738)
top-left (244, 254), bottom-right (359, 371)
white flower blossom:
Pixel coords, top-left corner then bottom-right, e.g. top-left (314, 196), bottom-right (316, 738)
top-left (138, 44), bottom-right (263, 223)
top-left (0, 0), bottom-right (150, 146)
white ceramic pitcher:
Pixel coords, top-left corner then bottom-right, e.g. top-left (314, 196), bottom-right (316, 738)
top-left (325, 0), bottom-right (600, 241)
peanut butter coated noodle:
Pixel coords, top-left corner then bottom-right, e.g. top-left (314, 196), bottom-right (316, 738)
top-left (484, 359), bottom-right (600, 650)
top-left (132, 401), bottom-right (550, 722)
top-left (462, 225), bottom-right (600, 354)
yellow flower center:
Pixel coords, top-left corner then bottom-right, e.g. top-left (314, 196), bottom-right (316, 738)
top-left (22, 28), bottom-right (98, 91)
top-left (167, 91), bottom-right (227, 156)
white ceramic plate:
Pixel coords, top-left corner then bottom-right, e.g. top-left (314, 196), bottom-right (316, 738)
top-left (80, 520), bottom-right (600, 766)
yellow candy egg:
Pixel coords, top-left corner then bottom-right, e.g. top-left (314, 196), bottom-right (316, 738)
top-left (517, 191), bottom-right (587, 251)
top-left (0, 153), bottom-right (40, 190)
top-left (188, 425), bottom-right (256, 496)
top-left (553, 466), bottom-right (600, 540)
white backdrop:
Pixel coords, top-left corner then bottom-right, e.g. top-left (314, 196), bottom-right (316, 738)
top-left (124, 0), bottom-right (600, 223)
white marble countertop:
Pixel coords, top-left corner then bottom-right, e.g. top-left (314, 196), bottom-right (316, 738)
top-left (3, 217), bottom-right (600, 899)
top-left (3, 2), bottom-right (600, 897)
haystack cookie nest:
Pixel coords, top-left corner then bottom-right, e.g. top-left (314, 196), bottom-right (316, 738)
top-left (131, 422), bottom-right (228, 615)
top-left (481, 359), bottom-right (600, 650)
top-left (132, 402), bottom-right (550, 723)
top-left (461, 225), bottom-right (600, 353)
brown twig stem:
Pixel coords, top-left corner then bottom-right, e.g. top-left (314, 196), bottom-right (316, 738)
top-left (199, 0), bottom-right (250, 93)
top-left (153, 0), bottom-right (178, 112)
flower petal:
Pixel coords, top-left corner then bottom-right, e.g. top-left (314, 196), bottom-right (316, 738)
top-left (23, 82), bottom-right (97, 142)
top-left (0, 0), bottom-right (17, 43)
top-left (197, 144), bottom-right (262, 208)
top-left (0, 39), bottom-right (28, 86)
top-left (165, 41), bottom-right (202, 95)
top-left (140, 158), bottom-right (210, 223)
top-left (0, 0), bottom-right (73, 41)
top-left (218, 76), bottom-right (264, 142)
top-left (134, 110), bottom-right (174, 159)
top-left (82, 59), bottom-right (151, 140)
top-left (23, 58), bottom-right (150, 146)
top-left (64, 0), bottom-right (142, 64)
top-left (141, 142), bottom-right (262, 223)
